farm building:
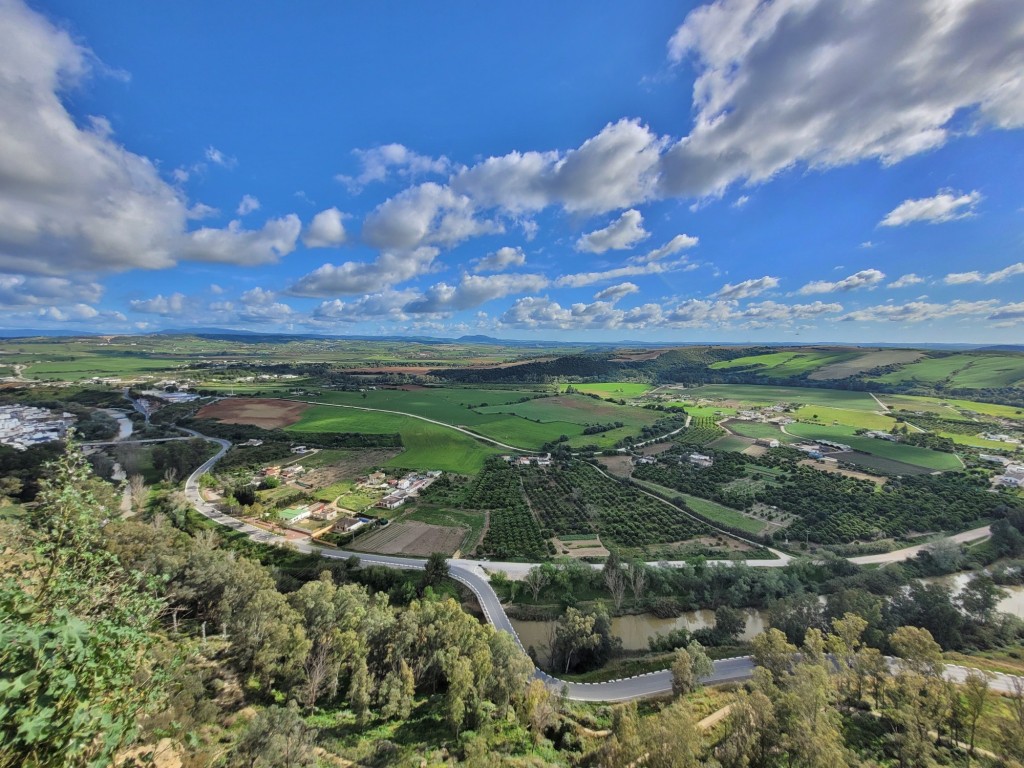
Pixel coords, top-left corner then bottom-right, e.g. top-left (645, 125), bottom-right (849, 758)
top-left (308, 503), bottom-right (337, 521)
top-left (279, 507), bottom-right (311, 523)
top-left (864, 430), bottom-right (897, 441)
top-left (755, 438), bottom-right (780, 449)
top-left (979, 454), bottom-right (1012, 465)
top-left (377, 494), bottom-right (406, 510)
top-left (334, 516), bottom-right (368, 532)
top-left (688, 453), bottom-right (713, 468)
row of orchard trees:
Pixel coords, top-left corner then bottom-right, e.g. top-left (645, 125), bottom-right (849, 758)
top-left (0, 443), bottom-right (539, 767)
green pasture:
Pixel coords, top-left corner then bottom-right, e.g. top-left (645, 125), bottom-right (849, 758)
top-left (312, 481), bottom-right (379, 510)
top-left (682, 384), bottom-right (878, 410)
top-left (668, 403), bottom-right (737, 419)
top-left (24, 354), bottom-right (196, 380)
top-left (785, 422), bottom-right (963, 470)
top-left (678, 492), bottom-right (767, 534)
top-left (792, 405), bottom-right (895, 431)
top-left (287, 405), bottom-right (499, 474)
top-left (878, 394), bottom-right (961, 415)
top-left (477, 394), bottom-right (659, 427)
top-left (944, 397), bottom-right (1024, 419)
top-left (706, 434), bottom-right (753, 452)
top-left (943, 432), bottom-right (1021, 450)
top-left (565, 382), bottom-right (653, 397)
top-left (725, 421), bottom-right (798, 443)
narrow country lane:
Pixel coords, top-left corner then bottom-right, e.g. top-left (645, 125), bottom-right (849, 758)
top-left (180, 427), bottom-right (1012, 702)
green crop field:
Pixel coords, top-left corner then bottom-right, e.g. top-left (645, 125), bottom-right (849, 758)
top-left (565, 382), bottom-right (653, 397)
top-left (807, 349), bottom-right (924, 380)
top-left (710, 349), bottom-right (858, 378)
top-left (880, 393), bottom-right (1024, 420)
top-left (792, 405), bottom-right (896, 431)
top-left (870, 355), bottom-right (969, 385)
top-left (785, 422), bottom-right (963, 470)
top-left (683, 384), bottom-right (879, 410)
top-left (287, 405), bottom-right (499, 474)
top-left (871, 353), bottom-right (1024, 389)
top-left (710, 351), bottom-right (810, 370)
top-left (295, 387), bottom-right (589, 449)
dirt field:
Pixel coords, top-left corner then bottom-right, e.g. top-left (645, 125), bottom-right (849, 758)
top-left (196, 398), bottom-right (309, 429)
top-left (353, 520), bottom-right (466, 556)
top-left (798, 458), bottom-right (888, 484)
top-left (742, 445), bottom-right (769, 457)
top-left (552, 536), bottom-right (610, 559)
top-left (302, 449), bottom-right (403, 488)
top-left (597, 455), bottom-right (634, 478)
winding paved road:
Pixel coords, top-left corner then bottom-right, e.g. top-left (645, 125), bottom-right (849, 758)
top-left (181, 428), bottom-right (1011, 701)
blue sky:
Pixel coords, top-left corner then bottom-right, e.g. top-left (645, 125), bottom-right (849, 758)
top-left (1, 0), bottom-right (1023, 342)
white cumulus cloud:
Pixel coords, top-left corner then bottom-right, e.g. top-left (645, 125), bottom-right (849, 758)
top-left (716, 275), bottom-right (779, 300)
top-left (575, 209), bottom-right (650, 253)
top-left (303, 207), bottom-right (348, 248)
top-left (798, 269), bottom-right (885, 295)
top-left (880, 190), bottom-right (982, 227)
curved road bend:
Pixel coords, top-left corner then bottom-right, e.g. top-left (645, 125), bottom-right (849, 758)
top-left (182, 429), bottom-right (1009, 702)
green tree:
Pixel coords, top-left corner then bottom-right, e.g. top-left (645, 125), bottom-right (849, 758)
top-left (554, 607), bottom-right (601, 674)
top-left (229, 700), bottom-right (318, 768)
top-left (422, 551), bottom-right (449, 593)
top-left (0, 442), bottom-right (166, 768)
top-left (962, 669), bottom-right (991, 754)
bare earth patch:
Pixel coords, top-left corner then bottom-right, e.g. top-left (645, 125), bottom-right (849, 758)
top-left (552, 535), bottom-right (610, 559)
top-left (798, 458), bottom-right (888, 485)
top-left (196, 397), bottom-right (309, 429)
top-left (353, 520), bottom-right (466, 556)
top-left (742, 445), bottom-right (769, 457)
top-left (597, 455), bottom-right (634, 478)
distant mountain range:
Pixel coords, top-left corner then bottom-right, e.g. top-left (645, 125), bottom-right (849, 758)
top-left (0, 326), bottom-right (1020, 353)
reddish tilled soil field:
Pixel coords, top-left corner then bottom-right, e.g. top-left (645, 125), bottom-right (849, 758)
top-left (195, 398), bottom-right (310, 429)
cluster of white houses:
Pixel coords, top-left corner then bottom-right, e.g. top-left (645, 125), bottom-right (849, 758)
top-left (372, 470), bottom-right (442, 510)
top-left (502, 453), bottom-right (553, 467)
top-left (0, 405), bottom-right (74, 450)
